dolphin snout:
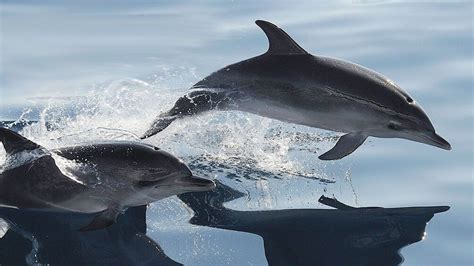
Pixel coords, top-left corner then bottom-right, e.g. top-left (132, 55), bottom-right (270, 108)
top-left (181, 175), bottom-right (216, 190)
top-left (192, 176), bottom-right (216, 188)
top-left (421, 131), bottom-right (452, 150)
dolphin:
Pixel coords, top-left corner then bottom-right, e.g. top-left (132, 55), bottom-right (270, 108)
top-left (0, 127), bottom-right (215, 231)
top-left (141, 20), bottom-right (451, 160)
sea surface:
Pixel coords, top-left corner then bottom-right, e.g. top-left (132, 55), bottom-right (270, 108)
top-left (0, 1), bottom-right (472, 265)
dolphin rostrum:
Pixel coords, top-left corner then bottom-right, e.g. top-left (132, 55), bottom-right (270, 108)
top-left (0, 127), bottom-right (215, 231)
top-left (141, 20), bottom-right (451, 160)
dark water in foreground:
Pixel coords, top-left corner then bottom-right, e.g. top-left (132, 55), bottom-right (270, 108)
top-left (0, 181), bottom-right (448, 266)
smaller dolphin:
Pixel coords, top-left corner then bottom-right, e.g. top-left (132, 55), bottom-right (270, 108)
top-left (142, 20), bottom-right (451, 160)
top-left (0, 128), bottom-right (215, 231)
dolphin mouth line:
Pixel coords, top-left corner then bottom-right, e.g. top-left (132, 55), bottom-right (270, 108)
top-left (154, 177), bottom-right (215, 188)
top-left (420, 133), bottom-right (451, 150)
top-left (140, 174), bottom-right (215, 189)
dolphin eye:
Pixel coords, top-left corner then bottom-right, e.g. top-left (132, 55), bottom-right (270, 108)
top-left (406, 97), bottom-right (413, 103)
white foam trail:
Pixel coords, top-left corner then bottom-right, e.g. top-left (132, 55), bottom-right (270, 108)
top-left (2, 148), bottom-right (49, 171)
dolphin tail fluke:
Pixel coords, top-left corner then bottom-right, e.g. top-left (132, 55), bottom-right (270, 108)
top-left (140, 114), bottom-right (178, 139)
top-left (0, 127), bottom-right (43, 154)
top-left (79, 207), bottom-right (122, 231)
top-left (141, 94), bottom-right (199, 139)
top-left (141, 92), bottom-right (226, 139)
top-left (319, 133), bottom-right (367, 160)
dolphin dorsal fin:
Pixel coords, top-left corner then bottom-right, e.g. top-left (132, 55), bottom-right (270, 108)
top-left (255, 20), bottom-right (308, 55)
top-left (0, 128), bottom-right (42, 155)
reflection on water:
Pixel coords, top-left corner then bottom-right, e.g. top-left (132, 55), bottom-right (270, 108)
top-left (178, 181), bottom-right (449, 266)
top-left (0, 181), bottom-right (449, 265)
top-left (0, 206), bottom-right (180, 265)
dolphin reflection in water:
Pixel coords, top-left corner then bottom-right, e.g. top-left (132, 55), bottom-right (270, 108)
top-left (0, 206), bottom-right (181, 265)
top-left (178, 181), bottom-right (449, 266)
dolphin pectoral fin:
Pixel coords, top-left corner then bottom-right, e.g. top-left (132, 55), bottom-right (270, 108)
top-left (0, 127), bottom-right (43, 154)
top-left (255, 20), bottom-right (308, 55)
top-left (319, 133), bottom-right (367, 160)
top-left (79, 207), bottom-right (122, 231)
top-left (141, 115), bottom-right (178, 139)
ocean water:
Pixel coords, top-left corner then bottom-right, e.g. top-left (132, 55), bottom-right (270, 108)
top-left (0, 1), bottom-right (472, 265)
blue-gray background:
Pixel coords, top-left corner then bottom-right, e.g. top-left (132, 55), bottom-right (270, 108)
top-left (0, 0), bottom-right (472, 265)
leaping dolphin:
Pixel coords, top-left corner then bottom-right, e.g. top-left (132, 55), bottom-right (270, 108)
top-left (0, 128), bottom-right (215, 231)
top-left (141, 20), bottom-right (451, 160)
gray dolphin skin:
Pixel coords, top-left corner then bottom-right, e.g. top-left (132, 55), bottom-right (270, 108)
top-left (141, 20), bottom-right (451, 160)
top-left (0, 128), bottom-right (215, 231)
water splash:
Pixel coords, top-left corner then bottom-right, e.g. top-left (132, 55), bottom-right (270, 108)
top-left (1, 67), bottom-right (354, 208)
top-left (0, 219), bottom-right (8, 239)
